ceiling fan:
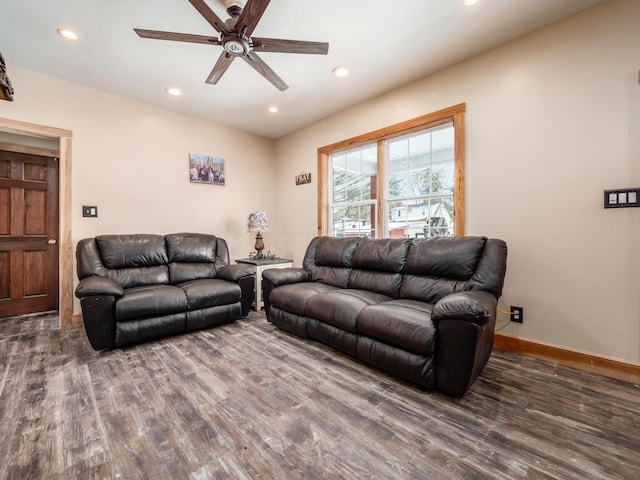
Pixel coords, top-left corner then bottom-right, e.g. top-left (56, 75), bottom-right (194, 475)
top-left (134, 0), bottom-right (329, 91)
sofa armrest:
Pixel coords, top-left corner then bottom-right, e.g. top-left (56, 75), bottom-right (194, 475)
top-left (216, 265), bottom-right (255, 317)
top-left (262, 267), bottom-right (310, 287)
top-left (432, 290), bottom-right (497, 326)
top-left (432, 290), bottom-right (498, 398)
top-left (216, 264), bottom-right (255, 282)
top-left (261, 267), bottom-right (311, 314)
top-left (75, 276), bottom-right (124, 298)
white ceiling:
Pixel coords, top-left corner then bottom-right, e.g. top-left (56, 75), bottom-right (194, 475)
top-left (1, 0), bottom-right (605, 139)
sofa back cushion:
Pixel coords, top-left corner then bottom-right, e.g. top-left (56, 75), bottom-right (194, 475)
top-left (94, 234), bottom-right (170, 288)
top-left (300, 235), bottom-right (507, 303)
top-left (165, 233), bottom-right (228, 284)
top-left (304, 236), bottom-right (360, 288)
top-left (349, 238), bottom-right (411, 297)
top-left (399, 236), bottom-right (506, 303)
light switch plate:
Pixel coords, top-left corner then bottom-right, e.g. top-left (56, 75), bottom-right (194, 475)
top-left (604, 188), bottom-right (640, 208)
top-left (82, 205), bottom-right (98, 217)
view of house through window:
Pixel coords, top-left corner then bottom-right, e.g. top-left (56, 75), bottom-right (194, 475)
top-left (330, 144), bottom-right (377, 238)
top-left (386, 123), bottom-right (454, 238)
top-left (319, 104), bottom-right (464, 239)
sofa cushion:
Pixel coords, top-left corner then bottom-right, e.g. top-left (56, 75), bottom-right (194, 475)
top-left (106, 266), bottom-right (170, 290)
top-left (351, 238), bottom-right (411, 272)
top-left (305, 289), bottom-right (392, 333)
top-left (269, 282), bottom-right (339, 316)
top-left (179, 279), bottom-right (240, 310)
top-left (96, 234), bottom-right (168, 269)
top-left (165, 233), bottom-right (225, 284)
top-left (349, 238), bottom-right (411, 297)
top-left (165, 233), bottom-right (217, 263)
top-left (169, 263), bottom-right (217, 284)
top-left (308, 236), bottom-right (360, 288)
top-left (115, 285), bottom-right (188, 321)
top-left (399, 237), bottom-right (487, 303)
top-left (95, 234), bottom-right (170, 288)
top-left (405, 236), bottom-right (486, 279)
top-left (358, 299), bottom-right (436, 356)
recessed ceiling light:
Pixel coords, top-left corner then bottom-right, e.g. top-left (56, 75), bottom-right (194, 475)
top-left (268, 106), bottom-right (278, 113)
top-left (57, 28), bottom-right (78, 40)
top-left (464, 0), bottom-right (480, 6)
top-left (332, 66), bottom-right (350, 78)
top-left (165, 87), bottom-right (182, 96)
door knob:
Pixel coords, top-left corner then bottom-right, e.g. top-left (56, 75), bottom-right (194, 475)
top-left (48, 239), bottom-right (57, 245)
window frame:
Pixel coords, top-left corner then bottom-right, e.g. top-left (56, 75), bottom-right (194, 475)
top-left (317, 103), bottom-right (465, 237)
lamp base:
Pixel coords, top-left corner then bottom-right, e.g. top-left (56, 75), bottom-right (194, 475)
top-left (254, 232), bottom-right (265, 258)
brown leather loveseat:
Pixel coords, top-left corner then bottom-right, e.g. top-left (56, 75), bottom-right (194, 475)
top-left (262, 235), bottom-right (507, 398)
top-left (75, 233), bottom-right (254, 350)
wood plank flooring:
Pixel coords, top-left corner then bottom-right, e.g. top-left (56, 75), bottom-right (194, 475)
top-left (1, 311), bottom-right (638, 479)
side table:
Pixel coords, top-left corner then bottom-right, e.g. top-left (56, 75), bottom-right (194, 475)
top-left (235, 258), bottom-right (293, 309)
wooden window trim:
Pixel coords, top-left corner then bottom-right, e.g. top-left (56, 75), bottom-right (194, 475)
top-left (317, 103), bottom-right (466, 237)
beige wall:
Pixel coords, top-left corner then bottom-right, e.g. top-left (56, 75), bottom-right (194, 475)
top-left (0, 67), bottom-right (276, 313)
top-left (274, 0), bottom-right (640, 363)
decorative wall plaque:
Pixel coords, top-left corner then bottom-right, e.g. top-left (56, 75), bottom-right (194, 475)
top-left (295, 172), bottom-right (311, 186)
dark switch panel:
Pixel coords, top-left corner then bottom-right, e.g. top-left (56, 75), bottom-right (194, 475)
top-left (82, 205), bottom-right (98, 217)
top-left (604, 188), bottom-right (639, 208)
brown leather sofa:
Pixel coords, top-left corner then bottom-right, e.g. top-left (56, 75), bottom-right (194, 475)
top-left (75, 233), bottom-right (254, 350)
top-left (262, 236), bottom-right (507, 398)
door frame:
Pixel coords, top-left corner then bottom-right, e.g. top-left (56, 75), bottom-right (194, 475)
top-left (0, 117), bottom-right (73, 328)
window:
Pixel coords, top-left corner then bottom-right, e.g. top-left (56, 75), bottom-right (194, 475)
top-left (318, 104), bottom-right (465, 238)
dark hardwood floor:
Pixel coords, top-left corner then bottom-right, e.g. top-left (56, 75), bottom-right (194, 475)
top-left (0, 311), bottom-right (638, 479)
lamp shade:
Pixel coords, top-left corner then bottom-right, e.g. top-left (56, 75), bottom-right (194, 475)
top-left (247, 212), bottom-right (269, 233)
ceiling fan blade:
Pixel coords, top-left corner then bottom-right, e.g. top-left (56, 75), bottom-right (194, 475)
top-left (188, 0), bottom-right (230, 34)
top-left (206, 52), bottom-right (236, 84)
top-left (242, 51), bottom-right (288, 91)
top-left (235, 0), bottom-right (270, 37)
top-left (134, 28), bottom-right (221, 46)
top-left (252, 37), bottom-right (329, 55)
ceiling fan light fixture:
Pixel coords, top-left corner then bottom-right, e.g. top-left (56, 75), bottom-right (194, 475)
top-left (57, 28), bottom-right (78, 41)
top-left (223, 35), bottom-right (249, 56)
top-left (165, 87), bottom-right (182, 96)
top-left (268, 106), bottom-right (278, 113)
top-left (332, 66), bottom-right (350, 78)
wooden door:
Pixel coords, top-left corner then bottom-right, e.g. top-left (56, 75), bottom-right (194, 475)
top-left (0, 149), bottom-right (59, 317)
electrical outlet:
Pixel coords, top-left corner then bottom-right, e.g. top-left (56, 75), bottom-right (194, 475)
top-left (511, 306), bottom-right (523, 323)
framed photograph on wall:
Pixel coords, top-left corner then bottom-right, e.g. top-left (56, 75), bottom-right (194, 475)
top-left (189, 152), bottom-right (225, 185)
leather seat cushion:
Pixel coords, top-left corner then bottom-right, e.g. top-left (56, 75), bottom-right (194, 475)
top-left (305, 289), bottom-right (392, 333)
top-left (358, 299), bottom-right (436, 356)
top-left (179, 278), bottom-right (240, 310)
top-left (269, 282), bottom-right (339, 316)
top-left (116, 285), bottom-right (187, 321)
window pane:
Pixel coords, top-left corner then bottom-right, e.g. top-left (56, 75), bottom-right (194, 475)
top-left (386, 197), bottom-right (453, 238)
top-left (329, 144), bottom-right (377, 237)
top-left (331, 204), bottom-right (376, 238)
top-left (384, 123), bottom-right (454, 238)
top-left (331, 146), bottom-right (377, 203)
top-left (387, 123), bottom-right (453, 199)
